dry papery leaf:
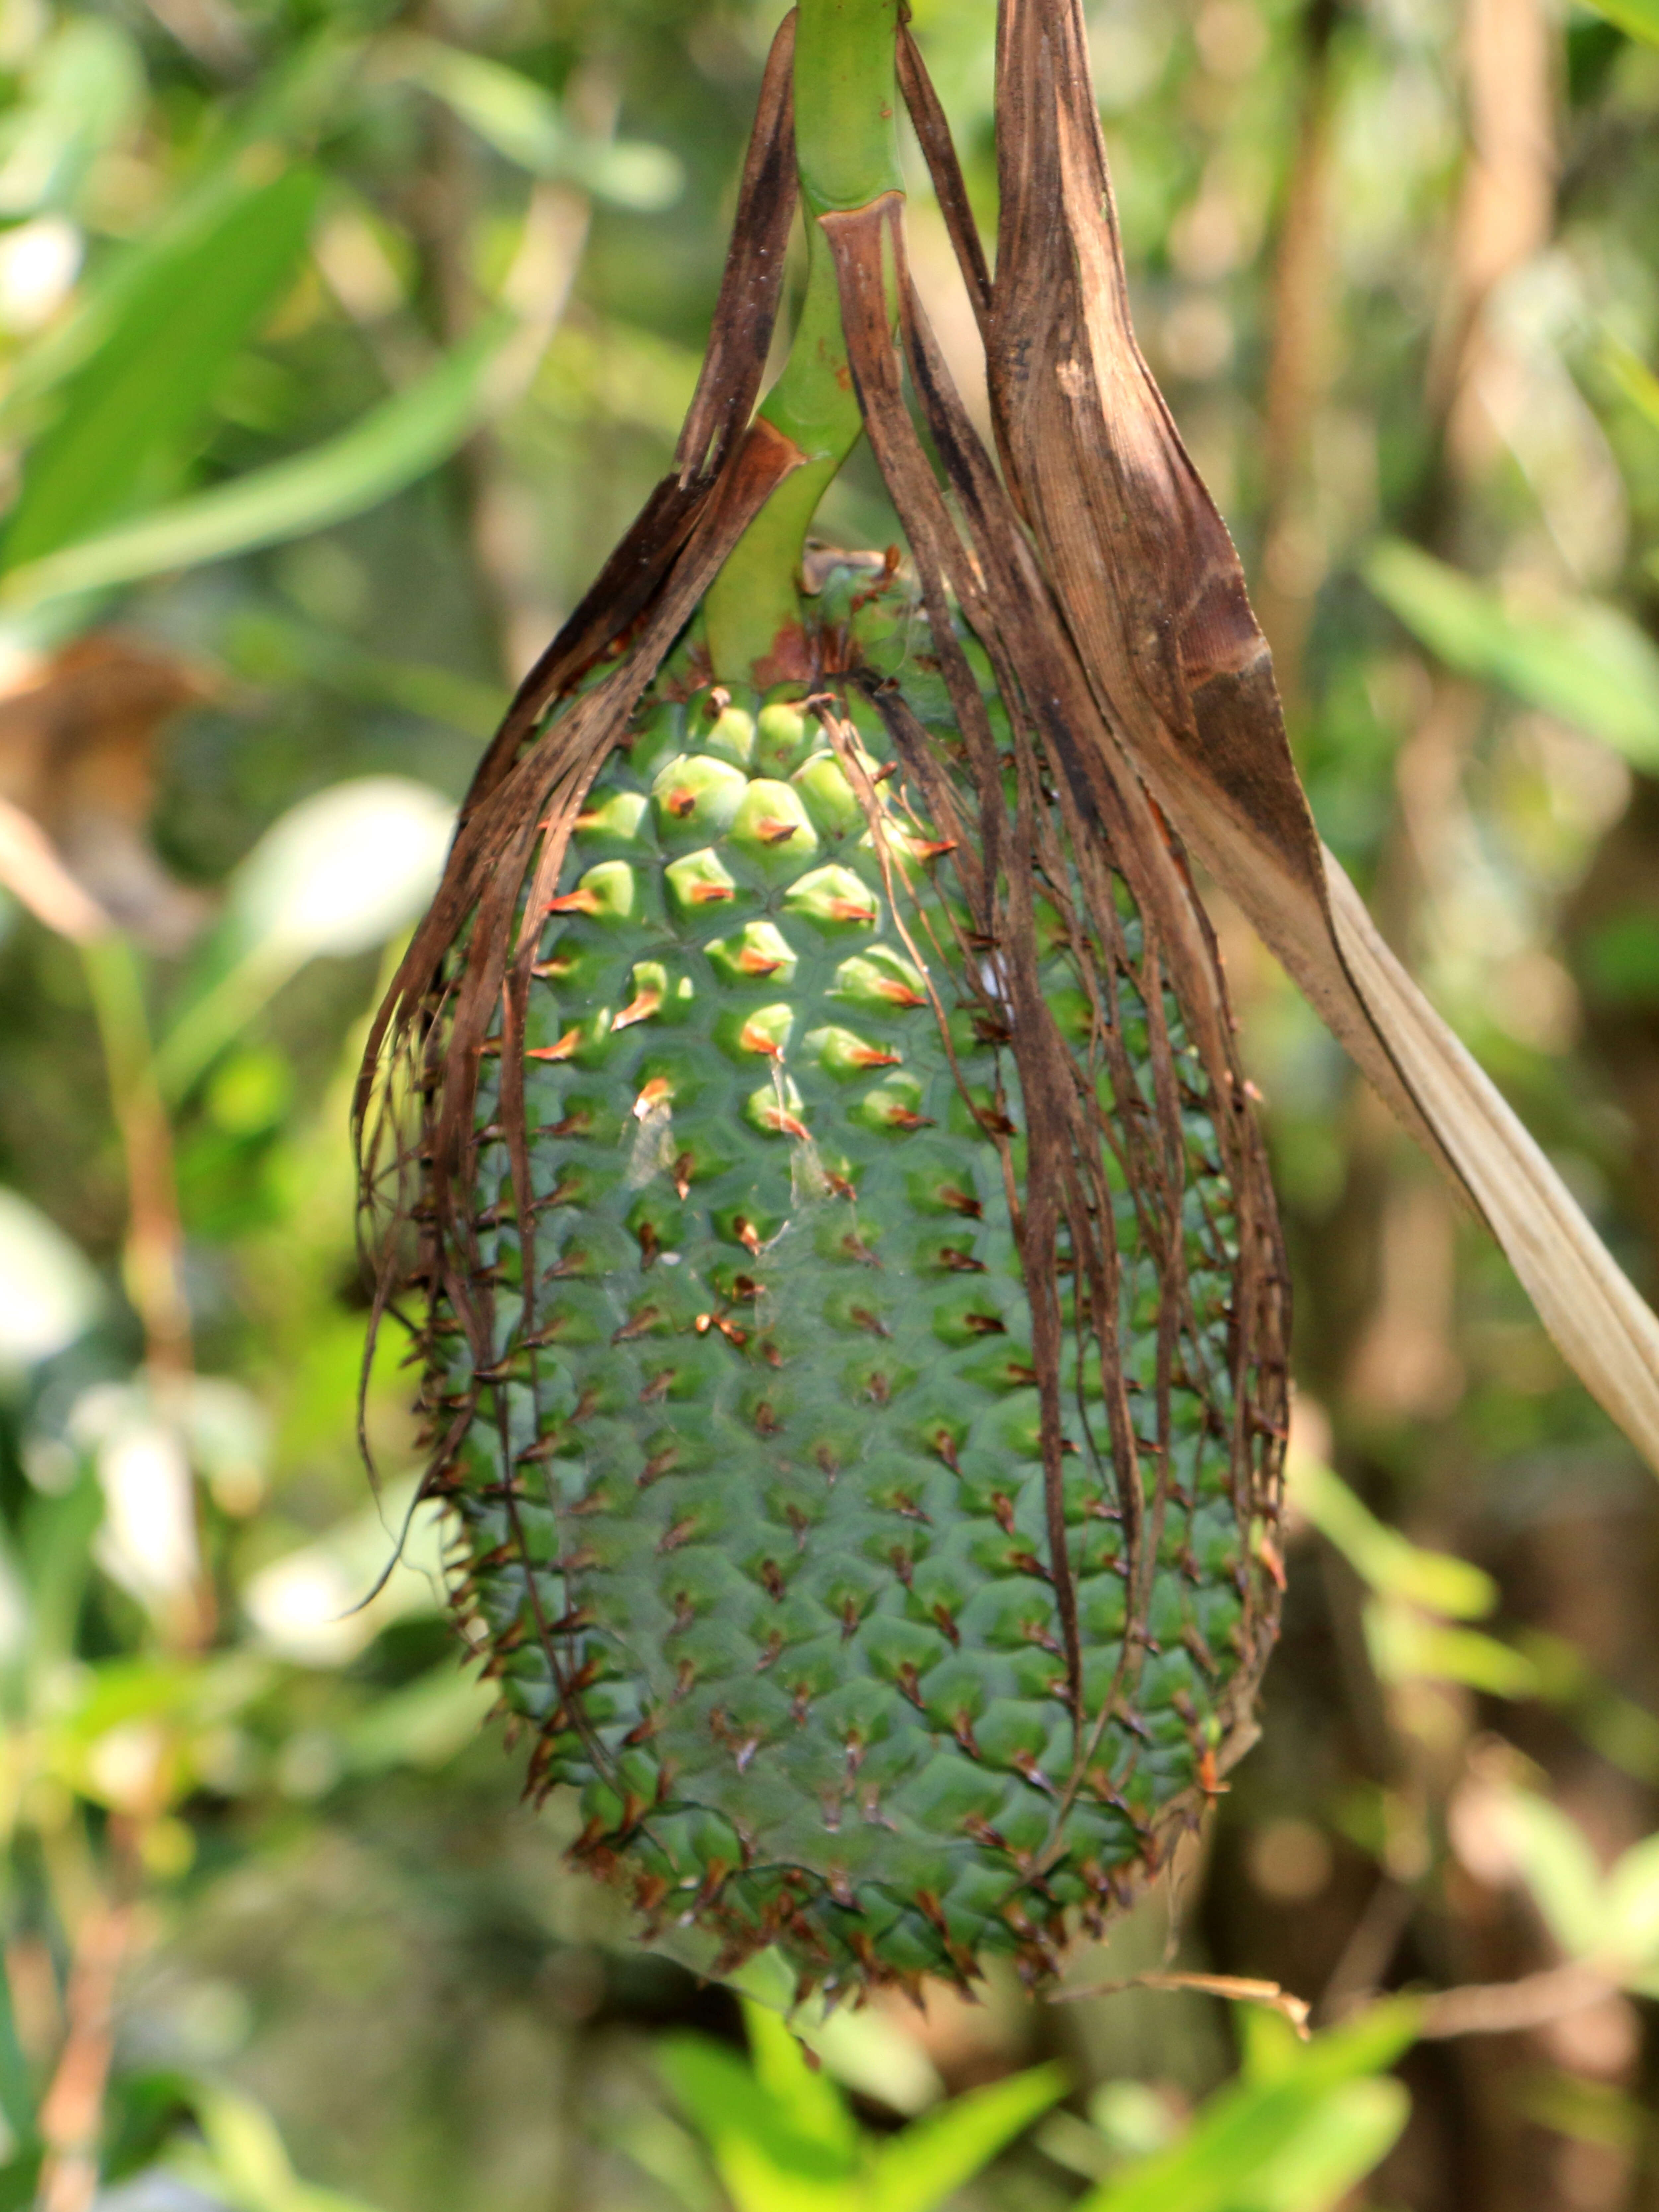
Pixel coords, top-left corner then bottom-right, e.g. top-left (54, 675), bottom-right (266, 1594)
top-left (0, 635), bottom-right (212, 951)
top-left (956, 0), bottom-right (1659, 1466)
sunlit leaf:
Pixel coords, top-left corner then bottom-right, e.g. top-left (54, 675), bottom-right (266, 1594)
top-left (803, 2005), bottom-right (944, 2118)
top-left (224, 776), bottom-right (457, 964)
top-left (0, 18), bottom-right (144, 220)
top-left (602, 2105), bottom-right (721, 2212)
top-left (1603, 1833), bottom-right (1659, 1968)
top-left (177, 2078), bottom-right (387, 2212)
top-left (0, 170), bottom-right (320, 571)
top-left (867, 2064), bottom-right (1067, 2212)
top-left (67, 1380), bottom-right (201, 1616)
top-left (1078, 2002), bottom-right (1420, 2212)
top-left (0, 1186), bottom-right (102, 1371)
top-left (1602, 340), bottom-right (1659, 431)
top-left (240, 1476), bottom-right (448, 1667)
top-left (1293, 1454), bottom-right (1496, 1619)
top-left (1232, 2078), bottom-right (1410, 2212)
top-left (1495, 1791), bottom-right (1608, 1960)
top-left (1365, 1610), bottom-right (1541, 1697)
top-left (742, 2003), bottom-right (860, 2161)
top-left (1365, 540), bottom-right (1659, 769)
top-left (339, 1666), bottom-right (496, 1774)
top-left (155, 777), bottom-right (455, 1101)
top-left (0, 31), bottom-right (360, 432)
top-left (0, 321), bottom-right (515, 614)
top-left (1513, 1629), bottom-right (1659, 1783)
top-left (1576, 0), bottom-right (1659, 41)
top-left (385, 35), bottom-right (683, 210)
top-left (659, 2032), bottom-right (860, 2212)
top-left (720, 1947), bottom-right (800, 2016)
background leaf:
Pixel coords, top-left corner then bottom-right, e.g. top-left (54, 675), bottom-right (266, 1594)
top-left (1365, 539), bottom-right (1659, 768)
top-left (867, 2064), bottom-right (1068, 2212)
top-left (0, 321), bottom-right (515, 614)
top-left (1577, 0), bottom-right (1659, 42)
top-left (0, 169), bottom-right (319, 569)
top-left (1079, 2005), bottom-right (1420, 2212)
top-left (386, 36), bottom-right (683, 211)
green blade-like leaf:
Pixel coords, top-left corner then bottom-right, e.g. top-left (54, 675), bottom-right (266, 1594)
top-left (0, 30), bottom-right (361, 434)
top-left (1603, 1832), bottom-right (1659, 1970)
top-left (0, 1185), bottom-right (103, 1371)
top-left (1364, 1611), bottom-right (1541, 1698)
top-left (1295, 1454), bottom-right (1497, 1619)
top-left (1494, 1791), bottom-right (1606, 1960)
top-left (1364, 539), bottom-right (1659, 770)
top-left (740, 2003), bottom-right (859, 2161)
top-left (1602, 341), bottom-right (1659, 434)
top-left (1079, 2002), bottom-right (1421, 2212)
top-left (385, 34), bottom-right (682, 210)
top-left (659, 2033), bottom-right (861, 2212)
top-left (1, 168), bottom-right (320, 571)
top-left (0, 320), bottom-right (512, 615)
top-left (868, 2064), bottom-right (1068, 2212)
top-left (0, 1892), bottom-right (34, 2156)
top-left (20, 1467), bottom-right (103, 1693)
top-left (1233, 2079), bottom-right (1410, 2212)
top-left (152, 774), bottom-right (455, 1103)
top-left (225, 612), bottom-right (507, 741)
top-left (0, 18), bottom-right (144, 221)
top-left (181, 2079), bottom-right (388, 2212)
top-left (1577, 0), bottom-right (1659, 41)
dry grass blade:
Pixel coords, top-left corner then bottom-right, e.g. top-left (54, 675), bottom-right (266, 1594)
top-left (1049, 1968), bottom-right (1312, 2036)
top-left (1326, 862), bottom-right (1659, 1466)
top-left (984, 0), bottom-right (1659, 1468)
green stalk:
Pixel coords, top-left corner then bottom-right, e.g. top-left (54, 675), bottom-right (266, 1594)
top-left (81, 936), bottom-right (193, 1377)
top-left (702, 0), bottom-right (903, 683)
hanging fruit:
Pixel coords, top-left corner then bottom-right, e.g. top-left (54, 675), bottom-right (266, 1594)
top-left (358, 0), bottom-right (1659, 1999)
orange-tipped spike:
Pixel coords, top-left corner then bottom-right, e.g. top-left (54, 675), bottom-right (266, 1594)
top-left (527, 1026), bottom-right (584, 1062)
top-left (613, 987), bottom-right (663, 1031)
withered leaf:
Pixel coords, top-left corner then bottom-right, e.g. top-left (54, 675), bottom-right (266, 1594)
top-left (960, 0), bottom-right (1659, 1467)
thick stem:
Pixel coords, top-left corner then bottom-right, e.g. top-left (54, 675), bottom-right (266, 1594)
top-left (702, 0), bottom-right (902, 683)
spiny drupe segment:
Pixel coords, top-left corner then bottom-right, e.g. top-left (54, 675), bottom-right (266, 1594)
top-left (424, 571), bottom-right (1273, 1993)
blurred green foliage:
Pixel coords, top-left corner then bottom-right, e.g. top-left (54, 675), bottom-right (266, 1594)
top-left (0, 0), bottom-right (1657, 2206)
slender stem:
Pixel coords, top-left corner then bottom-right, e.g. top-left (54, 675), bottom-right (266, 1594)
top-left (81, 938), bottom-right (192, 1375)
top-left (703, 0), bottom-right (903, 683)
top-left (35, 1892), bottom-right (134, 2212)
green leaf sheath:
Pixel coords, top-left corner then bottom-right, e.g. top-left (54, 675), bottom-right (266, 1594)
top-left (703, 0), bottom-right (905, 681)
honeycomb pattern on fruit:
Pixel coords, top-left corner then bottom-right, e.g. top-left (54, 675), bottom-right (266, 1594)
top-left (413, 570), bottom-right (1284, 1992)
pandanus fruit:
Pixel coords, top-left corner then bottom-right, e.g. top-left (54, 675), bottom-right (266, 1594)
top-left (359, 0), bottom-right (1659, 1997)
